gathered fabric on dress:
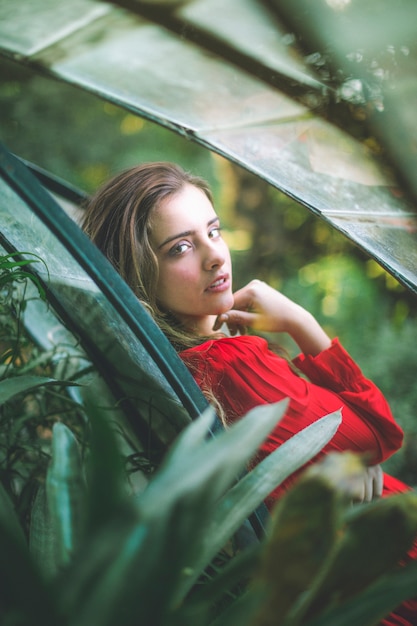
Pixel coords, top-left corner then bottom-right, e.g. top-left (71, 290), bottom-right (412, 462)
top-left (180, 335), bottom-right (417, 626)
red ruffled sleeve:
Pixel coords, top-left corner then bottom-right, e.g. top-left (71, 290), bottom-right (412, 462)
top-left (180, 335), bottom-right (404, 500)
top-left (293, 337), bottom-right (404, 460)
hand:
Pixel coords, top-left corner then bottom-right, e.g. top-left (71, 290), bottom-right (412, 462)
top-left (214, 279), bottom-right (302, 335)
top-left (214, 279), bottom-right (331, 356)
top-left (357, 464), bottom-right (384, 502)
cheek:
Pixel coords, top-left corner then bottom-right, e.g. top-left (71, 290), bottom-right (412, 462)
top-left (161, 260), bottom-right (199, 284)
top-left (156, 262), bottom-right (198, 301)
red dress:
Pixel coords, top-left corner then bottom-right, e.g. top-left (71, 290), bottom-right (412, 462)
top-left (180, 335), bottom-right (417, 626)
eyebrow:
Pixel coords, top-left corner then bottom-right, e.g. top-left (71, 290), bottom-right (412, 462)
top-left (157, 216), bottom-right (220, 249)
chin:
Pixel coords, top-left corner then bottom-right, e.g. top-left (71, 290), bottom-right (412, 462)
top-left (221, 294), bottom-right (234, 312)
top-left (217, 303), bottom-right (232, 315)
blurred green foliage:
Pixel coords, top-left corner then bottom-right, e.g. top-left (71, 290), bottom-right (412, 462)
top-left (1, 55), bottom-right (416, 486)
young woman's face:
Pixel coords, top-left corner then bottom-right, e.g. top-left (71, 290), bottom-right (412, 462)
top-left (150, 184), bottom-right (233, 336)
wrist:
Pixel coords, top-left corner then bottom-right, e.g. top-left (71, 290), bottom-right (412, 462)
top-left (288, 309), bottom-right (331, 356)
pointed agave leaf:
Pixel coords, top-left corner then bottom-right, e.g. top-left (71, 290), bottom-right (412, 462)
top-left (63, 402), bottom-right (289, 626)
top-left (172, 410), bottom-right (342, 603)
top-left (213, 410), bottom-right (342, 538)
top-left (139, 400), bottom-right (290, 517)
top-left (164, 404), bottom-right (217, 465)
top-left (59, 403), bottom-right (341, 626)
top-left (46, 422), bottom-right (86, 569)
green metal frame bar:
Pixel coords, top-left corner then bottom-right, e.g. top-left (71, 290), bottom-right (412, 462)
top-left (0, 142), bottom-right (206, 419)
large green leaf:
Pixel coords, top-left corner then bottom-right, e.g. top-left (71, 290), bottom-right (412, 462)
top-left (295, 490), bottom-right (417, 625)
top-left (61, 401), bottom-right (341, 626)
top-left (57, 403), bottom-right (287, 626)
top-left (249, 453), bottom-right (417, 626)
top-left (250, 465), bottom-right (347, 625)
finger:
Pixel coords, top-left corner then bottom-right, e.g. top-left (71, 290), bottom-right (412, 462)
top-left (227, 322), bottom-right (247, 336)
top-left (374, 466), bottom-right (384, 498)
top-left (225, 309), bottom-right (257, 329)
top-left (356, 479), bottom-right (365, 503)
top-left (213, 310), bottom-right (256, 333)
top-left (363, 474), bottom-right (373, 502)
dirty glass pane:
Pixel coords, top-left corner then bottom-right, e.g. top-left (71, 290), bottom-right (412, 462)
top-left (178, 0), bottom-right (322, 88)
top-left (204, 118), bottom-right (417, 293)
top-left (0, 0), bottom-right (111, 56)
top-left (0, 154), bottom-right (201, 447)
top-left (46, 13), bottom-right (305, 132)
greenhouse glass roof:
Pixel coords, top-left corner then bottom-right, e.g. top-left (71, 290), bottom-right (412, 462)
top-left (0, 0), bottom-right (416, 292)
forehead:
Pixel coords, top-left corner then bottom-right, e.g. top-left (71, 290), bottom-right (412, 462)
top-left (150, 184), bottom-right (216, 241)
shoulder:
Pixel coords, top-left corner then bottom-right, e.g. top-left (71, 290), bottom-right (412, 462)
top-left (180, 334), bottom-right (268, 362)
top-left (180, 335), bottom-right (274, 393)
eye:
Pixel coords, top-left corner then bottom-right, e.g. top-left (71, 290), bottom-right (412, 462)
top-left (168, 241), bottom-right (191, 257)
top-left (209, 226), bottom-right (221, 239)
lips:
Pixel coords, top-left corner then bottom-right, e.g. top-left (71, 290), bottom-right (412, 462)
top-left (210, 277), bottom-right (226, 288)
top-left (206, 274), bottom-right (230, 292)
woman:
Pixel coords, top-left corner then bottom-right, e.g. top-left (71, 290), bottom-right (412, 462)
top-left (82, 162), bottom-right (416, 624)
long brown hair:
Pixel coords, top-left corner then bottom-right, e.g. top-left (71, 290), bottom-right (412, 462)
top-left (81, 162), bottom-right (214, 350)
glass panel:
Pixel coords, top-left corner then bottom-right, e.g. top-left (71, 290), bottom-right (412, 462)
top-left (46, 14), bottom-right (306, 132)
top-left (0, 161), bottom-right (200, 448)
top-left (178, 0), bottom-right (322, 87)
top-left (203, 118), bottom-right (417, 294)
top-left (329, 217), bottom-right (417, 294)
top-left (0, 0), bottom-right (111, 56)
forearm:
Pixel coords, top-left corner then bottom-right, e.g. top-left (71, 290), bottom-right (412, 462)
top-left (287, 307), bottom-right (332, 356)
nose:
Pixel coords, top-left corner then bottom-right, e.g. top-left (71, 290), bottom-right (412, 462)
top-left (202, 239), bottom-right (226, 271)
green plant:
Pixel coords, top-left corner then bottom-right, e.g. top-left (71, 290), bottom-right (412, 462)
top-left (0, 396), bottom-right (341, 626)
top-left (2, 398), bottom-right (417, 626)
top-left (0, 252), bottom-right (85, 530)
top-left (0, 394), bottom-right (417, 626)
